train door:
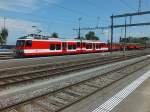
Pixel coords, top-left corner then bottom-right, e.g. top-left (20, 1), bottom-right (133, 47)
top-left (93, 43), bottom-right (96, 50)
top-left (62, 42), bottom-right (67, 53)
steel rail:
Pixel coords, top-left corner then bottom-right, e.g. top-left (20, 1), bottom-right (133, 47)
top-left (0, 51), bottom-right (149, 89)
top-left (1, 56), bottom-right (150, 112)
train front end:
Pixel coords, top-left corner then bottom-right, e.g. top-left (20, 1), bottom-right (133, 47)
top-left (14, 39), bottom-right (32, 57)
top-left (14, 40), bottom-right (25, 57)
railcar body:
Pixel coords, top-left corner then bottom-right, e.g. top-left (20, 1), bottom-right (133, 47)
top-left (15, 34), bottom-right (109, 57)
top-left (14, 34), bottom-right (145, 57)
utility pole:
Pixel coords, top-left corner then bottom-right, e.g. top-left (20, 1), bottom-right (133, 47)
top-left (121, 28), bottom-right (123, 38)
top-left (110, 15), bottom-right (114, 52)
top-left (120, 28), bottom-right (123, 43)
top-left (96, 16), bottom-right (100, 28)
top-left (78, 18), bottom-right (82, 39)
top-left (3, 17), bottom-right (6, 29)
top-left (138, 0), bottom-right (142, 12)
top-left (123, 17), bottom-right (127, 54)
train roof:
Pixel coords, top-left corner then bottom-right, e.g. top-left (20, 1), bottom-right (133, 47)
top-left (17, 34), bottom-right (106, 43)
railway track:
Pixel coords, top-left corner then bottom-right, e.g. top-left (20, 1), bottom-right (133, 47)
top-left (0, 57), bottom-right (13, 60)
top-left (0, 54), bottom-right (13, 60)
top-left (0, 49), bottom-right (148, 61)
top-left (0, 51), bottom-right (149, 90)
top-left (1, 54), bottom-right (150, 112)
top-left (0, 55), bottom-right (126, 88)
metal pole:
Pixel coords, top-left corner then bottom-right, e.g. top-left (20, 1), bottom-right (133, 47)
top-left (78, 18), bottom-right (82, 39)
top-left (124, 17), bottom-right (127, 54)
top-left (121, 28), bottom-right (123, 38)
top-left (4, 17), bottom-right (6, 29)
top-left (138, 0), bottom-right (142, 12)
top-left (110, 14), bottom-right (114, 52)
top-left (119, 28), bottom-right (123, 44)
top-left (97, 16), bottom-right (100, 28)
top-left (78, 18), bottom-right (82, 50)
top-left (79, 27), bottom-right (81, 39)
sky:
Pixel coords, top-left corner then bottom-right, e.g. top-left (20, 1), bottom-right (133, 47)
top-left (0, 0), bottom-right (150, 45)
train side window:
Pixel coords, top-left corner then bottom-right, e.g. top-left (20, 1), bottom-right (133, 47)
top-left (83, 43), bottom-right (86, 47)
top-left (26, 40), bottom-right (32, 47)
top-left (56, 44), bottom-right (61, 50)
top-left (77, 42), bottom-right (80, 47)
top-left (103, 43), bottom-right (106, 47)
top-left (68, 45), bottom-right (72, 50)
top-left (96, 44), bottom-right (99, 49)
top-left (99, 44), bottom-right (101, 48)
top-left (50, 44), bottom-right (55, 50)
top-left (88, 43), bottom-right (92, 49)
top-left (73, 44), bottom-right (76, 49)
top-left (102, 43), bottom-right (104, 47)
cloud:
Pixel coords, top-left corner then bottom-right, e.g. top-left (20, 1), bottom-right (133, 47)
top-left (0, 0), bottom-right (60, 13)
top-left (0, 17), bottom-right (40, 44)
top-left (0, 17), bottom-right (40, 32)
top-left (0, 0), bottom-right (36, 12)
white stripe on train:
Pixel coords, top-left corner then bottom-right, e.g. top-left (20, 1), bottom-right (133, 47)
top-left (24, 48), bottom-right (109, 53)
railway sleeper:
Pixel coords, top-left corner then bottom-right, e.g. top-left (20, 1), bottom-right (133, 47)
top-left (2, 57), bottom-right (150, 112)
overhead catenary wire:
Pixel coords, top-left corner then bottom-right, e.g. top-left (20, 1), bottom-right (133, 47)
top-left (46, 2), bottom-right (94, 18)
top-left (84, 0), bottom-right (110, 22)
top-left (119, 0), bottom-right (137, 11)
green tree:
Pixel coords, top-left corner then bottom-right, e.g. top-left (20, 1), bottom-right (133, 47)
top-left (129, 37), bottom-right (149, 45)
top-left (85, 31), bottom-right (99, 40)
top-left (0, 28), bottom-right (8, 45)
top-left (51, 32), bottom-right (59, 38)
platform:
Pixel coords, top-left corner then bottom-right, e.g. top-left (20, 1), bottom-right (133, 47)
top-left (60, 63), bottom-right (150, 112)
top-left (91, 70), bottom-right (150, 112)
top-left (111, 77), bottom-right (150, 112)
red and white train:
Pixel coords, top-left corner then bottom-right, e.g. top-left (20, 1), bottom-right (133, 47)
top-left (14, 34), bottom-right (144, 57)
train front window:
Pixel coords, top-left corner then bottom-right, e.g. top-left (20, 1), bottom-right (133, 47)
top-left (26, 40), bottom-right (32, 47)
top-left (16, 40), bottom-right (25, 47)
